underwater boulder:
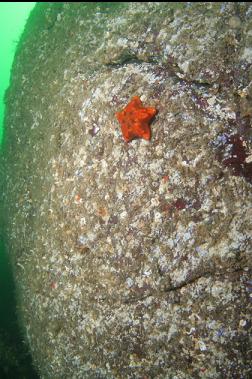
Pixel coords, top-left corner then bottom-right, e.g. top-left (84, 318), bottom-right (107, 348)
top-left (1, 2), bottom-right (252, 378)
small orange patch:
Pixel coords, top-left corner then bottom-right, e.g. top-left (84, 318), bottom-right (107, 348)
top-left (97, 207), bottom-right (108, 218)
top-left (50, 281), bottom-right (58, 290)
top-left (115, 96), bottom-right (157, 142)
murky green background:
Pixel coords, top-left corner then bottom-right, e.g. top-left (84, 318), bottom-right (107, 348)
top-left (0, 3), bottom-right (39, 376)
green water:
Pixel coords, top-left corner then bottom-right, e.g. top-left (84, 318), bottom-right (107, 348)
top-left (0, 2), bottom-right (36, 144)
top-left (0, 3), bottom-right (38, 377)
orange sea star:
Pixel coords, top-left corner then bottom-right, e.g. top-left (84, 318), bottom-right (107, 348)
top-left (115, 96), bottom-right (157, 142)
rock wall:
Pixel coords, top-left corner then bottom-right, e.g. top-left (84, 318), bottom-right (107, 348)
top-left (1, 2), bottom-right (252, 378)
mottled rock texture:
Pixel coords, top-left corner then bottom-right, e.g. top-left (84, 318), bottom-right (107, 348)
top-left (1, 2), bottom-right (252, 378)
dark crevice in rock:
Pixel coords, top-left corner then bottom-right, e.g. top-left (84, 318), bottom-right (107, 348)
top-left (164, 267), bottom-right (245, 293)
top-left (181, 77), bottom-right (215, 89)
top-left (122, 267), bottom-right (246, 305)
top-left (106, 55), bottom-right (216, 92)
top-left (104, 54), bottom-right (158, 68)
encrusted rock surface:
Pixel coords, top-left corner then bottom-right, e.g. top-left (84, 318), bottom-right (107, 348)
top-left (1, 2), bottom-right (252, 378)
